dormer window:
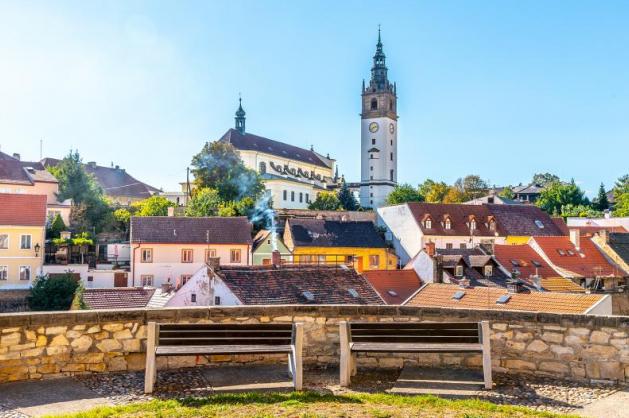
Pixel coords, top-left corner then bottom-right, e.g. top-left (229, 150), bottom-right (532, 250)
top-left (470, 219), bottom-right (477, 231)
top-left (425, 218), bottom-right (432, 229)
top-left (484, 265), bottom-right (493, 277)
top-left (455, 265), bottom-right (464, 277)
top-left (488, 218), bottom-right (496, 232)
top-left (445, 218), bottom-right (452, 230)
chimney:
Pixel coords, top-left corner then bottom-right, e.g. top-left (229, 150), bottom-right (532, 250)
top-left (569, 229), bottom-right (581, 250)
top-left (272, 250), bottom-right (281, 266)
top-left (532, 275), bottom-right (542, 291)
top-left (207, 257), bottom-right (220, 271)
top-left (167, 206), bottom-right (175, 217)
top-left (12, 153), bottom-right (20, 160)
top-left (87, 161), bottom-right (96, 168)
top-left (459, 277), bottom-right (471, 288)
top-left (425, 241), bottom-right (436, 257)
top-left (507, 279), bottom-right (524, 293)
top-left (161, 282), bottom-right (173, 293)
top-left (599, 229), bottom-right (609, 244)
top-left (432, 254), bottom-right (443, 283)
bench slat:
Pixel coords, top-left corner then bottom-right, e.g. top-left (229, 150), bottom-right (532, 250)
top-left (350, 342), bottom-right (483, 353)
top-left (350, 329), bottom-right (480, 337)
top-left (155, 344), bottom-right (292, 356)
top-left (160, 330), bottom-right (292, 339)
top-left (158, 338), bottom-right (292, 346)
top-left (351, 336), bottom-right (480, 344)
top-left (159, 324), bottom-right (293, 331)
top-left (350, 322), bottom-right (479, 330)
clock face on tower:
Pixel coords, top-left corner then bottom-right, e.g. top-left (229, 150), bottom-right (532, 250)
top-left (389, 123), bottom-right (395, 134)
top-left (369, 122), bottom-right (379, 133)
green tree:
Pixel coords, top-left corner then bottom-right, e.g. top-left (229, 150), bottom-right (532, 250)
top-left (442, 186), bottom-right (467, 203)
top-left (308, 192), bottom-right (341, 210)
top-left (337, 179), bottom-right (358, 211)
top-left (385, 184), bottom-right (423, 205)
top-left (191, 141), bottom-right (265, 202)
top-left (28, 274), bottom-right (79, 311)
top-left (132, 196), bottom-right (173, 216)
top-left (48, 150), bottom-right (111, 233)
top-left (613, 174), bottom-right (629, 216)
top-left (111, 207), bottom-right (132, 237)
top-left (425, 182), bottom-right (449, 203)
top-left (593, 183), bottom-right (609, 211)
top-left (46, 213), bottom-right (66, 239)
top-left (185, 188), bottom-right (222, 217)
top-left (454, 174), bottom-right (489, 200)
top-left (561, 204), bottom-right (603, 218)
top-left (536, 180), bottom-right (588, 215)
top-left (499, 186), bottom-right (515, 200)
top-left (532, 172), bottom-right (560, 187)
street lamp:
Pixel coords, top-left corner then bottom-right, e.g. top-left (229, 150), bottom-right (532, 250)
top-left (34, 243), bottom-right (41, 257)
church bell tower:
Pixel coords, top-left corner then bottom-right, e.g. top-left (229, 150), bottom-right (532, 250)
top-left (360, 28), bottom-right (398, 208)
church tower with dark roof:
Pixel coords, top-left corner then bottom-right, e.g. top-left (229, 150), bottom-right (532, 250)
top-left (360, 28), bottom-right (398, 209)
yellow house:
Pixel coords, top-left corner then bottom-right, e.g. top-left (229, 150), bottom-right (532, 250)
top-left (0, 194), bottom-right (47, 289)
top-left (283, 219), bottom-right (397, 272)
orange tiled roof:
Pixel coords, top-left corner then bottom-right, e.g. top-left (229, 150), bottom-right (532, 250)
top-left (532, 236), bottom-right (627, 278)
top-left (0, 193), bottom-right (47, 226)
top-left (405, 283), bottom-right (605, 314)
top-left (362, 270), bottom-right (422, 304)
top-left (494, 244), bottom-right (560, 279)
top-left (540, 277), bottom-right (585, 293)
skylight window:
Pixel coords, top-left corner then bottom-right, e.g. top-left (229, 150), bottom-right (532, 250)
top-left (452, 291), bottom-right (465, 300)
top-left (535, 220), bottom-right (545, 229)
top-left (567, 250), bottom-right (575, 256)
top-left (510, 260), bottom-right (520, 267)
top-left (531, 260), bottom-right (542, 267)
top-left (387, 290), bottom-right (398, 297)
top-left (557, 249), bottom-right (566, 256)
top-left (302, 291), bottom-right (315, 302)
top-left (496, 294), bottom-right (511, 304)
top-left (348, 288), bottom-right (359, 298)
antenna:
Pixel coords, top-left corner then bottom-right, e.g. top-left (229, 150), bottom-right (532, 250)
top-left (40, 139), bottom-right (43, 160)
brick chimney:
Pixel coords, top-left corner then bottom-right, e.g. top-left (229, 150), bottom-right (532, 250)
top-left (425, 241), bottom-right (436, 257)
top-left (569, 229), bottom-right (580, 251)
top-left (599, 229), bottom-right (610, 244)
top-left (272, 250), bottom-right (281, 266)
top-left (432, 254), bottom-right (443, 283)
top-left (12, 153), bottom-right (20, 160)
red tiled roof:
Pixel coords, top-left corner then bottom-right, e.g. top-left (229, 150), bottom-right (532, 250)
top-left (82, 288), bottom-right (155, 310)
top-left (487, 204), bottom-right (566, 236)
top-left (493, 244), bottom-right (560, 280)
top-left (0, 194), bottom-right (47, 226)
top-left (220, 129), bottom-right (331, 168)
top-left (131, 216), bottom-right (253, 244)
top-left (532, 236), bottom-right (627, 278)
top-left (363, 270), bottom-right (422, 304)
top-left (405, 283), bottom-right (606, 314)
top-left (216, 265), bottom-right (384, 305)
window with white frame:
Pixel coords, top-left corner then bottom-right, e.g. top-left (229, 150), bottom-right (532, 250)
top-left (181, 249), bottom-right (193, 263)
top-left (369, 255), bottom-right (380, 268)
top-left (0, 234), bottom-right (8, 249)
top-left (141, 275), bottom-right (154, 286)
top-left (20, 235), bottom-right (31, 250)
top-left (470, 219), bottom-right (477, 231)
top-left (140, 248), bottom-right (153, 263)
top-left (205, 249), bottom-right (217, 262)
top-left (19, 266), bottom-right (31, 281)
top-left (445, 218), bottom-right (451, 230)
top-left (0, 266), bottom-right (7, 280)
top-left (484, 265), bottom-right (493, 277)
top-left (424, 219), bottom-right (432, 229)
top-left (230, 249), bottom-right (241, 263)
top-left (454, 265), bottom-right (464, 277)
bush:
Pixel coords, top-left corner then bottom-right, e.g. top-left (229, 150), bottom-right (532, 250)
top-left (28, 274), bottom-right (79, 311)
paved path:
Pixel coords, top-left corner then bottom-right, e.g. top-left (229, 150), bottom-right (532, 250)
top-left (578, 389), bottom-right (629, 418)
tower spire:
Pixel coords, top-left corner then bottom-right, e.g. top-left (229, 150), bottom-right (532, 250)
top-left (235, 94), bottom-right (246, 134)
top-left (370, 26), bottom-right (389, 91)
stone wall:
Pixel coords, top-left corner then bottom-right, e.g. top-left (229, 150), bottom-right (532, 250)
top-left (0, 306), bottom-right (628, 384)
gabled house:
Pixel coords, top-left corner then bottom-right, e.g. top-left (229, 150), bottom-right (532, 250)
top-left (252, 230), bottom-right (291, 265)
top-left (0, 194), bottom-right (47, 289)
top-left (283, 218), bottom-right (396, 272)
top-left (378, 202), bottom-right (565, 265)
top-left (41, 158), bottom-right (159, 206)
top-left (0, 152), bottom-right (71, 224)
top-left (130, 216), bottom-right (252, 288)
top-left (528, 230), bottom-right (628, 290)
top-left (404, 283), bottom-right (612, 315)
top-left (166, 261), bottom-right (384, 307)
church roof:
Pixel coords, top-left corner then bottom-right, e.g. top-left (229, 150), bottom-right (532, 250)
top-left (219, 128), bottom-right (332, 169)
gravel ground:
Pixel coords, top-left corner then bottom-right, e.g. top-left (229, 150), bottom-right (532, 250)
top-left (0, 366), bottom-right (621, 417)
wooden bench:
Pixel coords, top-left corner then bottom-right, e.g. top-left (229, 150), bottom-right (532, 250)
top-left (144, 322), bottom-right (303, 393)
top-left (339, 321), bottom-right (492, 389)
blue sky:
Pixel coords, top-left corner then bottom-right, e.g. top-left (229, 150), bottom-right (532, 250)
top-left (1, 1), bottom-right (627, 197)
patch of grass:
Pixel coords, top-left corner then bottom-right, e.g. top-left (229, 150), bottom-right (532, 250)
top-left (47, 391), bottom-right (579, 418)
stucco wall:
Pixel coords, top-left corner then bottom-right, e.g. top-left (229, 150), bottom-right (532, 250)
top-left (0, 225), bottom-right (45, 288)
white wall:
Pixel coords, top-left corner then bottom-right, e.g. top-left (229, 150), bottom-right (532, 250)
top-left (406, 251), bottom-right (434, 283)
top-left (360, 116), bottom-right (397, 208)
top-left (264, 180), bottom-right (317, 210)
top-left (586, 294), bottom-right (613, 315)
top-left (166, 267), bottom-right (241, 307)
top-left (377, 204), bottom-right (423, 265)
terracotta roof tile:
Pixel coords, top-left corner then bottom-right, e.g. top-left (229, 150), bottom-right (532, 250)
top-left (217, 265), bottom-right (383, 305)
top-left (363, 270), bottom-right (422, 304)
top-left (0, 194), bottom-right (47, 226)
top-left (540, 277), bottom-right (585, 293)
top-left (494, 244), bottom-right (560, 280)
top-left (82, 288), bottom-right (155, 310)
top-left (131, 216), bottom-right (253, 244)
top-left (405, 283), bottom-right (605, 314)
top-left (532, 236), bottom-right (627, 278)
top-left (487, 204), bottom-right (566, 236)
